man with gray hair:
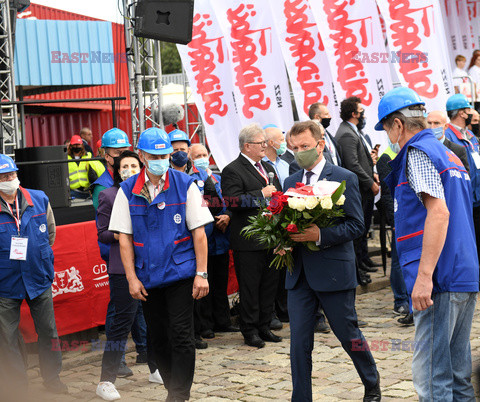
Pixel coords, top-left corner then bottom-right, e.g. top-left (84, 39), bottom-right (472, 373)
top-left (221, 123), bottom-right (283, 348)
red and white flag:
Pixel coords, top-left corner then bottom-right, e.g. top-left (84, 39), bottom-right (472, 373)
top-left (377, 0), bottom-right (454, 113)
top-left (268, 0), bottom-right (339, 132)
top-left (177, 1), bottom-right (243, 170)
top-left (308, 0), bottom-right (393, 145)
top-left (210, 0), bottom-right (294, 131)
top-left (467, 0), bottom-right (480, 50)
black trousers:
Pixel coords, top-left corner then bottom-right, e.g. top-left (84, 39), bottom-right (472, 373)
top-left (354, 190), bottom-right (374, 263)
top-left (275, 266), bottom-right (289, 321)
top-left (100, 274), bottom-right (157, 383)
top-left (194, 253), bottom-right (232, 334)
top-left (233, 250), bottom-right (279, 337)
top-left (142, 278), bottom-right (195, 401)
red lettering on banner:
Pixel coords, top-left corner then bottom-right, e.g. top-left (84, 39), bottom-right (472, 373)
top-left (227, 4), bottom-right (271, 118)
top-left (188, 13), bottom-right (228, 125)
top-left (467, 0), bottom-right (478, 19)
top-left (284, 0), bottom-right (328, 115)
top-left (322, 1), bottom-right (373, 106)
top-left (388, 1), bottom-right (438, 98)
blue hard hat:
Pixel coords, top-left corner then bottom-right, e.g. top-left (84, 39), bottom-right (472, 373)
top-left (263, 124), bottom-right (278, 129)
top-left (0, 154), bottom-right (18, 174)
top-left (101, 128), bottom-right (132, 148)
top-left (375, 87), bottom-right (425, 131)
top-left (446, 94), bottom-right (472, 111)
top-left (137, 127), bottom-right (173, 155)
top-left (168, 129), bottom-right (191, 146)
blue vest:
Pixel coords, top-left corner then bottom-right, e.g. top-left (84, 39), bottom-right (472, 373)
top-left (444, 124), bottom-right (480, 207)
top-left (190, 167), bottom-right (230, 255)
top-left (93, 169), bottom-right (114, 261)
top-left (120, 168), bottom-right (197, 289)
top-left (0, 188), bottom-right (54, 299)
top-left (385, 129), bottom-right (479, 294)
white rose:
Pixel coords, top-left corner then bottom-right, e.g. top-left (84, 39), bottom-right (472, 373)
top-left (288, 197), bottom-right (298, 210)
top-left (320, 196), bottom-right (333, 210)
top-left (294, 197), bottom-right (306, 211)
top-left (336, 195), bottom-right (346, 206)
top-left (305, 196), bottom-right (319, 210)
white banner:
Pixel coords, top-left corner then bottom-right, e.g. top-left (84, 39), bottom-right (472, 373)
top-left (467, 0), bottom-right (480, 50)
top-left (442, 0), bottom-right (473, 58)
top-left (309, 0), bottom-right (393, 146)
top-left (177, 1), bottom-right (242, 170)
top-left (210, 0), bottom-right (294, 132)
top-left (268, 0), bottom-right (340, 132)
top-left (377, 0), bottom-right (454, 114)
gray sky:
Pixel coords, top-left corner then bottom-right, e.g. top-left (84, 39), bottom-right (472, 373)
top-left (31, 0), bottom-right (123, 23)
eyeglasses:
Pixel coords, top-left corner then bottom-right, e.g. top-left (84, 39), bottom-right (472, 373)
top-left (248, 141), bottom-right (267, 147)
top-left (0, 172), bottom-right (17, 182)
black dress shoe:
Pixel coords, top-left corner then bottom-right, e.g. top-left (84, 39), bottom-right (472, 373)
top-left (357, 269), bottom-right (371, 286)
top-left (214, 325), bottom-right (240, 332)
top-left (314, 320), bottom-right (331, 333)
top-left (357, 320), bottom-right (368, 328)
top-left (259, 330), bottom-right (282, 343)
top-left (398, 313), bottom-right (414, 326)
top-left (195, 335), bottom-right (208, 349)
top-left (200, 329), bottom-right (215, 339)
top-left (359, 261), bottom-right (378, 273)
top-left (363, 371), bottom-right (381, 401)
top-left (363, 256), bottom-right (382, 268)
top-left (244, 334), bottom-right (265, 348)
top-left (270, 316), bottom-right (283, 330)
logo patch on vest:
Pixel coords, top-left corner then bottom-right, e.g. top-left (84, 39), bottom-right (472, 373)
top-left (39, 223), bottom-right (46, 233)
top-left (158, 202), bottom-right (166, 210)
top-left (394, 198), bottom-right (398, 213)
top-left (173, 213), bottom-right (182, 224)
top-left (197, 180), bottom-right (204, 188)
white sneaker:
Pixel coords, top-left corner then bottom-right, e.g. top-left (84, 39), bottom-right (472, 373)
top-left (96, 381), bottom-right (121, 401)
top-left (149, 369), bottom-right (164, 384)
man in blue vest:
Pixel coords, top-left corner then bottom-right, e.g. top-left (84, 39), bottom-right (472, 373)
top-left (444, 94), bottom-right (480, 267)
top-left (0, 154), bottom-right (67, 396)
top-left (169, 129), bottom-right (191, 173)
top-left (377, 87), bottom-right (479, 401)
top-left (109, 128), bottom-right (213, 402)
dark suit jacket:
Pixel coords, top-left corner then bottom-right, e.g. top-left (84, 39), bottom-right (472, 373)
top-left (324, 129), bottom-right (343, 166)
top-left (335, 121), bottom-right (374, 193)
top-left (280, 149), bottom-right (295, 165)
top-left (221, 154), bottom-right (282, 251)
top-left (377, 153), bottom-right (395, 226)
top-left (283, 162), bottom-right (365, 292)
top-left (444, 137), bottom-right (470, 174)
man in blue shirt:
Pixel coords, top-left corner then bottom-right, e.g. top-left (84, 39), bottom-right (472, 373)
top-left (262, 125), bottom-right (290, 188)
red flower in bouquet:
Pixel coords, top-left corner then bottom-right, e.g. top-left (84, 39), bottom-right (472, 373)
top-left (295, 182), bottom-right (305, 189)
top-left (267, 191), bottom-right (289, 215)
top-left (286, 223), bottom-right (299, 233)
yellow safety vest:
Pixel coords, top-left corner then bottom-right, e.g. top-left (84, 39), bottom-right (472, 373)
top-left (68, 152), bottom-right (105, 190)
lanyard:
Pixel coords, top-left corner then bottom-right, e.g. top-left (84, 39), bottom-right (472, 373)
top-left (6, 195), bottom-right (20, 234)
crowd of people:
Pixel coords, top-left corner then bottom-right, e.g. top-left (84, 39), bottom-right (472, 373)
top-left (1, 86), bottom-right (479, 401)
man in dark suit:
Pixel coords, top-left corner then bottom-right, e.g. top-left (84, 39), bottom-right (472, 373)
top-left (308, 102), bottom-right (343, 166)
top-left (427, 111), bottom-right (470, 173)
top-left (283, 121), bottom-right (380, 402)
top-left (335, 97), bottom-right (380, 283)
top-left (221, 123), bottom-right (283, 348)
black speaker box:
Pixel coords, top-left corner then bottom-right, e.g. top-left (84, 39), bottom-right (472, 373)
top-left (15, 146), bottom-right (70, 208)
top-left (134, 0), bottom-right (194, 45)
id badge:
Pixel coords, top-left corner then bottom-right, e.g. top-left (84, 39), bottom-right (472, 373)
top-left (472, 151), bottom-right (480, 170)
top-left (10, 236), bottom-right (28, 261)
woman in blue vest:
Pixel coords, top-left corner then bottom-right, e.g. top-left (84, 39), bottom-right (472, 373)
top-left (376, 87), bottom-right (479, 401)
top-left (109, 128), bottom-right (213, 402)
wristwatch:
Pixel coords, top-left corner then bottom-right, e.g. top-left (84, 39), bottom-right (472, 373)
top-left (196, 272), bottom-right (208, 279)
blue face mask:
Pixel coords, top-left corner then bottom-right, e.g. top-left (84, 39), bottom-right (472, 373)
top-left (387, 136), bottom-right (401, 154)
top-left (171, 151), bottom-right (189, 167)
top-left (275, 141), bottom-right (287, 156)
top-left (147, 158), bottom-right (169, 176)
top-left (432, 126), bottom-right (444, 140)
top-left (194, 157), bottom-right (209, 171)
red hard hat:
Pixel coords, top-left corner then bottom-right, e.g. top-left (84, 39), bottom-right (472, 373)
top-left (70, 135), bottom-right (83, 145)
top-left (96, 139), bottom-right (102, 148)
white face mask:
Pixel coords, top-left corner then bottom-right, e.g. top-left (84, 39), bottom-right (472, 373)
top-left (120, 168), bottom-right (140, 181)
top-left (0, 178), bottom-right (20, 195)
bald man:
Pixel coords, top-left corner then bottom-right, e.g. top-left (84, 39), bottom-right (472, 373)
top-left (263, 127), bottom-right (290, 187)
top-left (427, 111), bottom-right (469, 173)
top-left (189, 144), bottom-right (237, 343)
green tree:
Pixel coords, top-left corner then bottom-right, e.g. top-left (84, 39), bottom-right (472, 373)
top-left (160, 42), bottom-right (182, 74)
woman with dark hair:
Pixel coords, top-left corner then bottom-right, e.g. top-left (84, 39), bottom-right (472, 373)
top-left (95, 151), bottom-right (162, 401)
top-left (468, 50), bottom-right (480, 111)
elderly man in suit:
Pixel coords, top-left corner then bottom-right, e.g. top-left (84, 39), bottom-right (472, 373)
top-left (221, 123), bottom-right (283, 348)
top-left (427, 111), bottom-right (470, 173)
top-left (335, 97), bottom-right (380, 285)
top-left (284, 121), bottom-right (380, 402)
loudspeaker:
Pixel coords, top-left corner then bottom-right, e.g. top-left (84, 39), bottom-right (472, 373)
top-left (15, 146), bottom-right (70, 208)
top-left (134, 0), bottom-right (194, 45)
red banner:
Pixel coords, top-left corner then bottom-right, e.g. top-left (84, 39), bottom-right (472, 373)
top-left (19, 221), bottom-right (109, 343)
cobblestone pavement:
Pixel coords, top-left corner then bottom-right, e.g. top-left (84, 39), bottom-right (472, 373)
top-left (19, 281), bottom-right (480, 401)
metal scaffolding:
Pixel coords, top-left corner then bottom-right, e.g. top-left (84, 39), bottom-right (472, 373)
top-left (0, 0), bottom-right (18, 156)
top-left (122, 0), bottom-right (164, 147)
